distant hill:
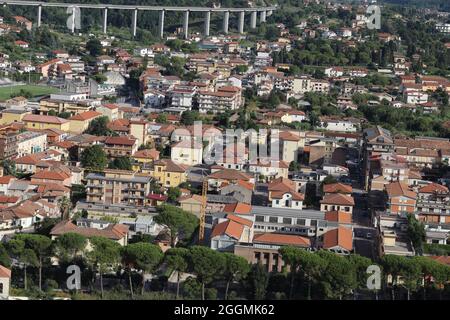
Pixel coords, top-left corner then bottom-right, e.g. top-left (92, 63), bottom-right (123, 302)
top-left (381, 0), bottom-right (450, 12)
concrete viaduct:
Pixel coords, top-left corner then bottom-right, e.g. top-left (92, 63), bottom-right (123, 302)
top-left (0, 1), bottom-right (277, 38)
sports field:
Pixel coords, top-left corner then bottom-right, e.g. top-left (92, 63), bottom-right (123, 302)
top-left (0, 85), bottom-right (59, 101)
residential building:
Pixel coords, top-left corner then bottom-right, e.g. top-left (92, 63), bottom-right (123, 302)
top-left (85, 169), bottom-right (152, 206)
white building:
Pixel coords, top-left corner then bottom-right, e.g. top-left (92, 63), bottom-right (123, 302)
top-left (16, 131), bottom-right (47, 157)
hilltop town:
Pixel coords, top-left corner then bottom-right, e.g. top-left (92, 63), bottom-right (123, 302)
top-left (0, 0), bottom-right (449, 301)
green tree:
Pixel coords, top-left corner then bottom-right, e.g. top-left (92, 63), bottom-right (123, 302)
top-left (180, 110), bottom-right (200, 125)
top-left (87, 237), bottom-right (121, 299)
top-left (154, 205), bottom-right (199, 247)
top-left (1, 159), bottom-right (16, 176)
top-left (300, 251), bottom-right (326, 300)
top-left (247, 263), bottom-right (269, 300)
top-left (188, 246), bottom-right (225, 300)
top-left (317, 250), bottom-right (357, 300)
top-left (85, 116), bottom-right (114, 136)
top-left (15, 234), bottom-right (52, 291)
top-left (121, 242), bottom-right (163, 296)
top-left (53, 233), bottom-right (87, 264)
top-left (407, 214), bottom-right (426, 255)
top-left (6, 239), bottom-right (37, 290)
top-left (167, 187), bottom-right (181, 203)
top-left (86, 38), bottom-right (102, 57)
top-left (80, 145), bottom-right (108, 171)
top-left (0, 243), bottom-right (11, 268)
top-left (279, 246), bottom-right (302, 299)
top-left (223, 253), bottom-right (250, 300)
top-left (382, 254), bottom-right (404, 300)
top-left (109, 157), bottom-right (133, 171)
top-left (164, 248), bottom-right (189, 299)
top-left (156, 114), bottom-right (168, 124)
top-left (348, 254), bottom-right (373, 298)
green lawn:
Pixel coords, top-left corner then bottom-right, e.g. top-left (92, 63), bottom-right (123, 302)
top-left (0, 85), bottom-right (59, 101)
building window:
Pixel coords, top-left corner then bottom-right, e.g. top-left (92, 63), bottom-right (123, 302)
top-left (297, 219), bottom-right (306, 225)
top-left (283, 217), bottom-right (292, 224)
top-left (269, 216), bottom-right (278, 223)
top-left (255, 215), bottom-right (264, 222)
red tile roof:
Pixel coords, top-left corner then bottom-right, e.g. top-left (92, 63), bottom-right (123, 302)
top-left (133, 148), bottom-right (160, 160)
top-left (226, 214), bottom-right (253, 228)
top-left (69, 110), bottom-right (101, 121)
top-left (23, 114), bottom-right (69, 124)
top-left (0, 264), bottom-right (11, 278)
top-left (323, 227), bottom-right (353, 251)
top-left (323, 183), bottom-right (353, 194)
top-left (208, 169), bottom-right (252, 181)
top-left (211, 220), bottom-right (244, 240)
top-left (385, 181), bottom-right (417, 199)
top-left (321, 193), bottom-right (355, 206)
top-left (253, 233), bottom-right (310, 247)
top-left (324, 211), bottom-right (352, 223)
top-left (419, 183), bottom-right (449, 194)
top-left (223, 202), bottom-right (252, 215)
top-left (105, 135), bottom-right (137, 146)
top-left (0, 175), bottom-right (15, 184)
top-left (32, 170), bottom-right (70, 181)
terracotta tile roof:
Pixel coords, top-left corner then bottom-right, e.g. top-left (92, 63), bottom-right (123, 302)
top-left (268, 177), bottom-right (295, 193)
top-left (146, 193), bottom-right (168, 201)
top-left (236, 180), bottom-right (254, 191)
top-left (0, 195), bottom-right (19, 204)
top-left (419, 183), bottom-right (449, 194)
top-left (428, 256), bottom-right (450, 266)
top-left (271, 190), bottom-right (304, 201)
top-left (323, 227), bottom-right (353, 251)
top-left (223, 202), bottom-right (252, 215)
top-left (324, 211), bottom-right (352, 223)
top-left (385, 181), bottom-right (417, 199)
top-left (32, 170), bottom-right (70, 181)
top-left (279, 131), bottom-right (300, 141)
top-left (154, 159), bottom-right (188, 173)
top-left (0, 264), bottom-right (11, 278)
top-left (105, 135), bottom-right (137, 146)
top-left (323, 183), bottom-right (353, 194)
top-left (321, 193), bottom-right (355, 206)
top-left (0, 175), bottom-right (15, 184)
top-left (211, 220), bottom-right (244, 240)
top-left (133, 148), bottom-right (160, 160)
top-left (50, 220), bottom-right (129, 241)
top-left (208, 169), bottom-right (252, 181)
top-left (51, 140), bottom-right (76, 149)
top-left (226, 214), bottom-right (253, 228)
top-left (69, 110), bottom-right (101, 121)
top-left (253, 233), bottom-right (310, 247)
top-left (23, 114), bottom-right (69, 124)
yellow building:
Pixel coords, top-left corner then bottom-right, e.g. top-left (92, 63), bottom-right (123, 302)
top-left (152, 159), bottom-right (188, 188)
top-left (0, 109), bottom-right (31, 125)
top-left (22, 114), bottom-right (70, 131)
top-left (132, 148), bottom-right (160, 172)
top-left (39, 98), bottom-right (92, 116)
top-left (68, 110), bottom-right (102, 133)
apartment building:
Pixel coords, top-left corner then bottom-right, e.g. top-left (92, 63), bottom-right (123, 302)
top-left (198, 86), bottom-right (243, 113)
top-left (104, 135), bottom-right (138, 158)
top-left (16, 131), bottom-right (47, 157)
top-left (85, 169), bottom-right (152, 206)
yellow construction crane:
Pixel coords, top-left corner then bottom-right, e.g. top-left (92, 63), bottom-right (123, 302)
top-left (198, 179), bottom-right (208, 243)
